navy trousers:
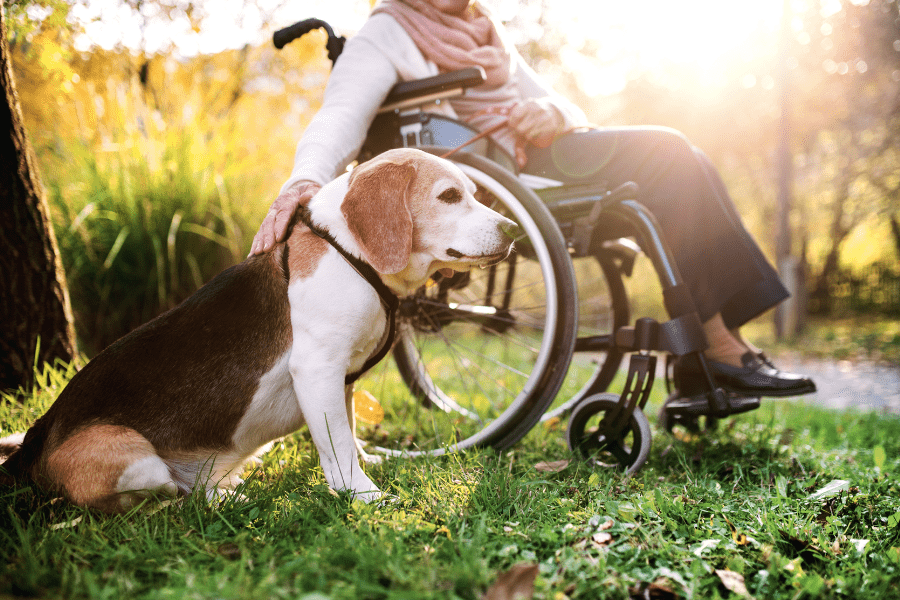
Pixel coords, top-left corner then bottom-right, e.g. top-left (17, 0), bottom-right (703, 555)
top-left (524, 126), bottom-right (788, 328)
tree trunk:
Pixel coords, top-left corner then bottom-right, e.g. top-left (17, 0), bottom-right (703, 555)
top-left (890, 213), bottom-right (900, 262)
top-left (0, 1), bottom-right (77, 393)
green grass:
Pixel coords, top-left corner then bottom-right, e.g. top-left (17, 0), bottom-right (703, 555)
top-left (2, 363), bottom-right (899, 599)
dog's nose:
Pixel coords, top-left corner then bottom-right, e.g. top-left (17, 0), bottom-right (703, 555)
top-left (499, 220), bottom-right (522, 241)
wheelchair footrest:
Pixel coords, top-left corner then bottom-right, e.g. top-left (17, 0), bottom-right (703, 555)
top-left (664, 390), bottom-right (760, 418)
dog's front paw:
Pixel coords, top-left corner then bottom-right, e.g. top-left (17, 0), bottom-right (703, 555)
top-left (347, 473), bottom-right (382, 504)
top-left (352, 488), bottom-right (383, 504)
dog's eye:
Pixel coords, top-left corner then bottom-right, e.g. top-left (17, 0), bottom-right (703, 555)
top-left (438, 188), bottom-right (462, 204)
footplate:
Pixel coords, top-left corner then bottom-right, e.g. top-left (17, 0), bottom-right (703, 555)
top-left (664, 390), bottom-right (760, 418)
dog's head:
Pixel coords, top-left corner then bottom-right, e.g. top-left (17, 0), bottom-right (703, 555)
top-left (339, 148), bottom-right (517, 287)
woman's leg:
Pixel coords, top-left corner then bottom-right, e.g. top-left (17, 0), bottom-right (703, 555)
top-left (524, 127), bottom-right (814, 396)
top-left (525, 126), bottom-right (788, 330)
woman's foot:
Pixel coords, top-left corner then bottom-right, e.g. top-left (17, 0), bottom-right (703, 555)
top-left (675, 351), bottom-right (817, 398)
top-left (674, 314), bottom-right (817, 398)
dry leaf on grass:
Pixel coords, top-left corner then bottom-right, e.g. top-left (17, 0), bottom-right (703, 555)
top-left (628, 578), bottom-right (679, 599)
top-left (49, 516), bottom-right (82, 530)
top-left (534, 460), bottom-right (570, 473)
top-left (483, 562), bottom-right (538, 600)
top-left (715, 569), bottom-right (753, 599)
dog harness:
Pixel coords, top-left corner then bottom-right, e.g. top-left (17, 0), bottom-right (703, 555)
top-left (293, 204), bottom-right (401, 385)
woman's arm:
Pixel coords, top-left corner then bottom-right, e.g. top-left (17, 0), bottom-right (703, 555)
top-left (253, 15), bottom-right (432, 254)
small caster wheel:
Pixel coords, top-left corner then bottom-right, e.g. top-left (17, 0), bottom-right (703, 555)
top-left (658, 392), bottom-right (718, 436)
top-left (567, 393), bottom-right (652, 477)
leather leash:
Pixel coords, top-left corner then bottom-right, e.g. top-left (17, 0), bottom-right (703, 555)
top-left (439, 120), bottom-right (509, 159)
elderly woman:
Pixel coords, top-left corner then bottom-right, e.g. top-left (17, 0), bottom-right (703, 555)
top-left (250, 0), bottom-right (815, 398)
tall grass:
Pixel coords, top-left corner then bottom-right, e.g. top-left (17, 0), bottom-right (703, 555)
top-left (50, 132), bottom-right (247, 356)
top-left (23, 45), bottom-right (321, 355)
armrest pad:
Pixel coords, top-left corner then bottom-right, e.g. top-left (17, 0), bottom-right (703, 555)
top-left (381, 67), bottom-right (486, 110)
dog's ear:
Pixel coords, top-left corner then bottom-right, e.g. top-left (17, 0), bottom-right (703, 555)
top-left (341, 156), bottom-right (415, 274)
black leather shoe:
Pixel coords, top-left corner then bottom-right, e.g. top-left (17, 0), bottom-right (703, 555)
top-left (674, 351), bottom-right (817, 398)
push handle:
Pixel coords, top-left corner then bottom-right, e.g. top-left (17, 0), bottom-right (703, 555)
top-left (273, 18), bottom-right (345, 65)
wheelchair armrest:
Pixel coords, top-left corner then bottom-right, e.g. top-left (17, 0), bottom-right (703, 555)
top-left (379, 67), bottom-right (487, 113)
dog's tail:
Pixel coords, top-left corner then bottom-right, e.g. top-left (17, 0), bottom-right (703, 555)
top-left (0, 432), bottom-right (26, 456)
top-left (0, 423), bottom-right (45, 486)
top-left (0, 433), bottom-right (26, 486)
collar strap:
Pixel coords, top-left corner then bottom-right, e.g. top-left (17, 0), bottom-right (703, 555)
top-left (293, 205), bottom-right (401, 385)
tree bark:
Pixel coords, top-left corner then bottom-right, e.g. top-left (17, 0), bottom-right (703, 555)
top-left (0, 0), bottom-right (76, 393)
top-left (890, 213), bottom-right (900, 262)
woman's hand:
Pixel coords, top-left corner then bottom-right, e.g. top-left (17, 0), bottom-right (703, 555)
top-left (507, 99), bottom-right (565, 147)
top-left (249, 180), bottom-right (322, 256)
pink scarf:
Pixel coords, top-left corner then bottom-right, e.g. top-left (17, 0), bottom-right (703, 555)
top-left (371, 0), bottom-right (512, 88)
top-left (371, 0), bottom-right (525, 164)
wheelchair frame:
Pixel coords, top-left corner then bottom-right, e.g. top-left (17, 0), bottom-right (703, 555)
top-left (274, 19), bottom-right (762, 475)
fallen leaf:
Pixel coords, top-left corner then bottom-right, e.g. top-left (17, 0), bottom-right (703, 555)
top-left (807, 479), bottom-right (850, 500)
top-left (534, 460), bottom-right (570, 473)
top-left (591, 532), bottom-right (613, 547)
top-left (217, 542), bottom-right (241, 560)
top-left (715, 569), bottom-right (753, 599)
top-left (723, 515), bottom-right (749, 546)
top-left (599, 519), bottom-right (614, 531)
top-left (49, 516), bottom-right (82, 530)
top-left (628, 578), bottom-right (679, 599)
top-left (483, 562), bottom-right (538, 600)
top-left (543, 416), bottom-right (561, 430)
top-left (354, 390), bottom-right (385, 425)
top-left (778, 529), bottom-right (826, 562)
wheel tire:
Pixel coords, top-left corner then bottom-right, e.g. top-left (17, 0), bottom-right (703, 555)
top-left (359, 150), bottom-right (578, 456)
top-left (567, 393), bottom-right (652, 477)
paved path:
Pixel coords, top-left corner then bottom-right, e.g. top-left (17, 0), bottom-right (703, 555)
top-left (773, 353), bottom-right (900, 414)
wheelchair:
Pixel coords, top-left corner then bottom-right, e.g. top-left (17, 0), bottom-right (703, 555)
top-left (274, 20), bottom-right (762, 475)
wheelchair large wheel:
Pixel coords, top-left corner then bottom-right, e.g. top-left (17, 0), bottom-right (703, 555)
top-left (356, 150), bottom-right (578, 456)
top-left (544, 251), bottom-right (629, 421)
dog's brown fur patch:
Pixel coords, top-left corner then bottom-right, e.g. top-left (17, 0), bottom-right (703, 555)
top-left (342, 159), bottom-right (415, 274)
top-left (285, 225), bottom-right (329, 280)
top-left (43, 424), bottom-right (156, 511)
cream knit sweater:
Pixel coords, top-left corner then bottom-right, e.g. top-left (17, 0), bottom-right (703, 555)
top-left (281, 12), bottom-right (587, 194)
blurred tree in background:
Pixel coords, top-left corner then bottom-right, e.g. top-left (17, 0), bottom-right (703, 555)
top-left (512, 0), bottom-right (900, 319)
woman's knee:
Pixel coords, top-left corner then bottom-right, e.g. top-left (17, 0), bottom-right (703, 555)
top-left (642, 126), bottom-right (696, 158)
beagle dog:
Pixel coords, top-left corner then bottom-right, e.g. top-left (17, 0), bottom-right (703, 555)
top-left (0, 148), bottom-right (516, 513)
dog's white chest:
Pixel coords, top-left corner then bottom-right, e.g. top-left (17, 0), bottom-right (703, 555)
top-left (231, 351), bottom-right (302, 452)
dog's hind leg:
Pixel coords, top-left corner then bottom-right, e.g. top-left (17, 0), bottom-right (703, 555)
top-left (345, 386), bottom-right (383, 465)
top-left (44, 424), bottom-right (178, 513)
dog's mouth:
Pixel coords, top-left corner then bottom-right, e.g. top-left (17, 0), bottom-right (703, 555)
top-left (444, 246), bottom-right (513, 269)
